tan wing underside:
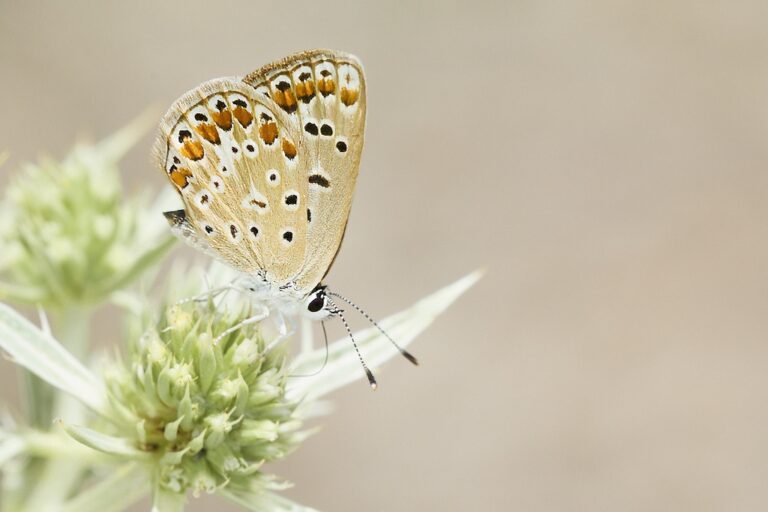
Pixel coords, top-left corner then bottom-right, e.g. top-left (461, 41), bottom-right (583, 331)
top-left (153, 79), bottom-right (307, 284)
top-left (242, 49), bottom-right (366, 295)
top-left (154, 50), bottom-right (366, 295)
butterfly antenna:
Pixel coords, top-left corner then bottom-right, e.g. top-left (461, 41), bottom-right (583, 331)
top-left (328, 299), bottom-right (377, 389)
top-left (290, 320), bottom-right (330, 378)
top-left (328, 291), bottom-right (419, 366)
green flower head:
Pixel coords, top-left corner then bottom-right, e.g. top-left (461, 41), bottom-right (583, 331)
top-left (105, 300), bottom-right (305, 497)
top-left (0, 116), bottom-right (174, 308)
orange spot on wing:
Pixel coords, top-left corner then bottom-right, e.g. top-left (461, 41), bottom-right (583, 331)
top-left (259, 121), bottom-right (278, 145)
top-left (340, 87), bottom-right (359, 106)
top-left (195, 123), bottom-right (220, 144)
top-left (317, 78), bottom-right (335, 96)
top-left (211, 110), bottom-right (232, 131)
top-left (180, 140), bottom-right (204, 161)
top-left (169, 167), bottom-right (193, 189)
top-left (295, 80), bottom-right (315, 103)
top-left (282, 139), bottom-right (297, 160)
top-left (273, 89), bottom-right (298, 113)
top-left (232, 106), bottom-right (253, 128)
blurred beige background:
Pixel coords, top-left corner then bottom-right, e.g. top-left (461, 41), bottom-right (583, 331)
top-left (2, 0), bottom-right (768, 510)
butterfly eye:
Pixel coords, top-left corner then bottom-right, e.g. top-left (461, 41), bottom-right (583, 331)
top-left (307, 294), bottom-right (324, 313)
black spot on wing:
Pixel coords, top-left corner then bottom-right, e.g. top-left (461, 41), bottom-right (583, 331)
top-left (309, 174), bottom-right (330, 188)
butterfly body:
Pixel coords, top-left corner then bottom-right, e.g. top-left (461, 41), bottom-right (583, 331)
top-left (155, 49), bottom-right (366, 318)
top-left (236, 274), bottom-right (331, 321)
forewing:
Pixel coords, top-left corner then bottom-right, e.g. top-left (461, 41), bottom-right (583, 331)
top-left (243, 49), bottom-right (366, 295)
top-left (163, 209), bottom-right (221, 260)
top-left (153, 78), bottom-right (307, 285)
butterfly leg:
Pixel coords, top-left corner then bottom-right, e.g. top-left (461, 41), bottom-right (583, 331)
top-left (264, 311), bottom-right (297, 353)
top-left (277, 310), bottom-right (291, 336)
top-left (174, 279), bottom-right (240, 306)
top-left (213, 304), bottom-right (270, 345)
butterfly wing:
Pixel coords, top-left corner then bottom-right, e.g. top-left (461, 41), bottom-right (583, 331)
top-left (163, 209), bottom-right (223, 260)
top-left (243, 49), bottom-right (366, 295)
top-left (153, 78), bottom-right (309, 285)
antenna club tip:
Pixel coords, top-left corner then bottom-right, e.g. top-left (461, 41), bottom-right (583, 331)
top-left (403, 351), bottom-right (419, 366)
top-left (366, 369), bottom-right (378, 390)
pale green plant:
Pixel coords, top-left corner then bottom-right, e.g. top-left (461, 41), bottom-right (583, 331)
top-left (0, 122), bottom-right (480, 511)
top-left (0, 114), bottom-right (174, 310)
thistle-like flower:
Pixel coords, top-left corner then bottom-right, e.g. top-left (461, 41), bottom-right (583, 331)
top-left (105, 300), bottom-right (305, 498)
top-left (0, 116), bottom-right (174, 308)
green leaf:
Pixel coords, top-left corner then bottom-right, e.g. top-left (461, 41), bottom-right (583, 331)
top-left (0, 302), bottom-right (105, 411)
top-left (289, 270), bottom-right (482, 400)
top-left (59, 421), bottom-right (148, 460)
top-left (21, 429), bottom-right (104, 460)
top-left (61, 463), bottom-right (149, 512)
top-left (219, 489), bottom-right (319, 512)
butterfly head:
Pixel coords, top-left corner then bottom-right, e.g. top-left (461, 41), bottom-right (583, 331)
top-left (303, 285), bottom-right (336, 320)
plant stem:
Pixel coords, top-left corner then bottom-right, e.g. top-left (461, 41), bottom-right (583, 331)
top-left (21, 306), bottom-right (92, 510)
top-left (19, 306), bottom-right (91, 425)
top-left (20, 371), bottom-right (54, 429)
top-left (54, 306), bottom-right (91, 360)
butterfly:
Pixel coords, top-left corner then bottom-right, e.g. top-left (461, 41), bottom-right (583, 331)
top-left (153, 49), bottom-right (416, 388)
